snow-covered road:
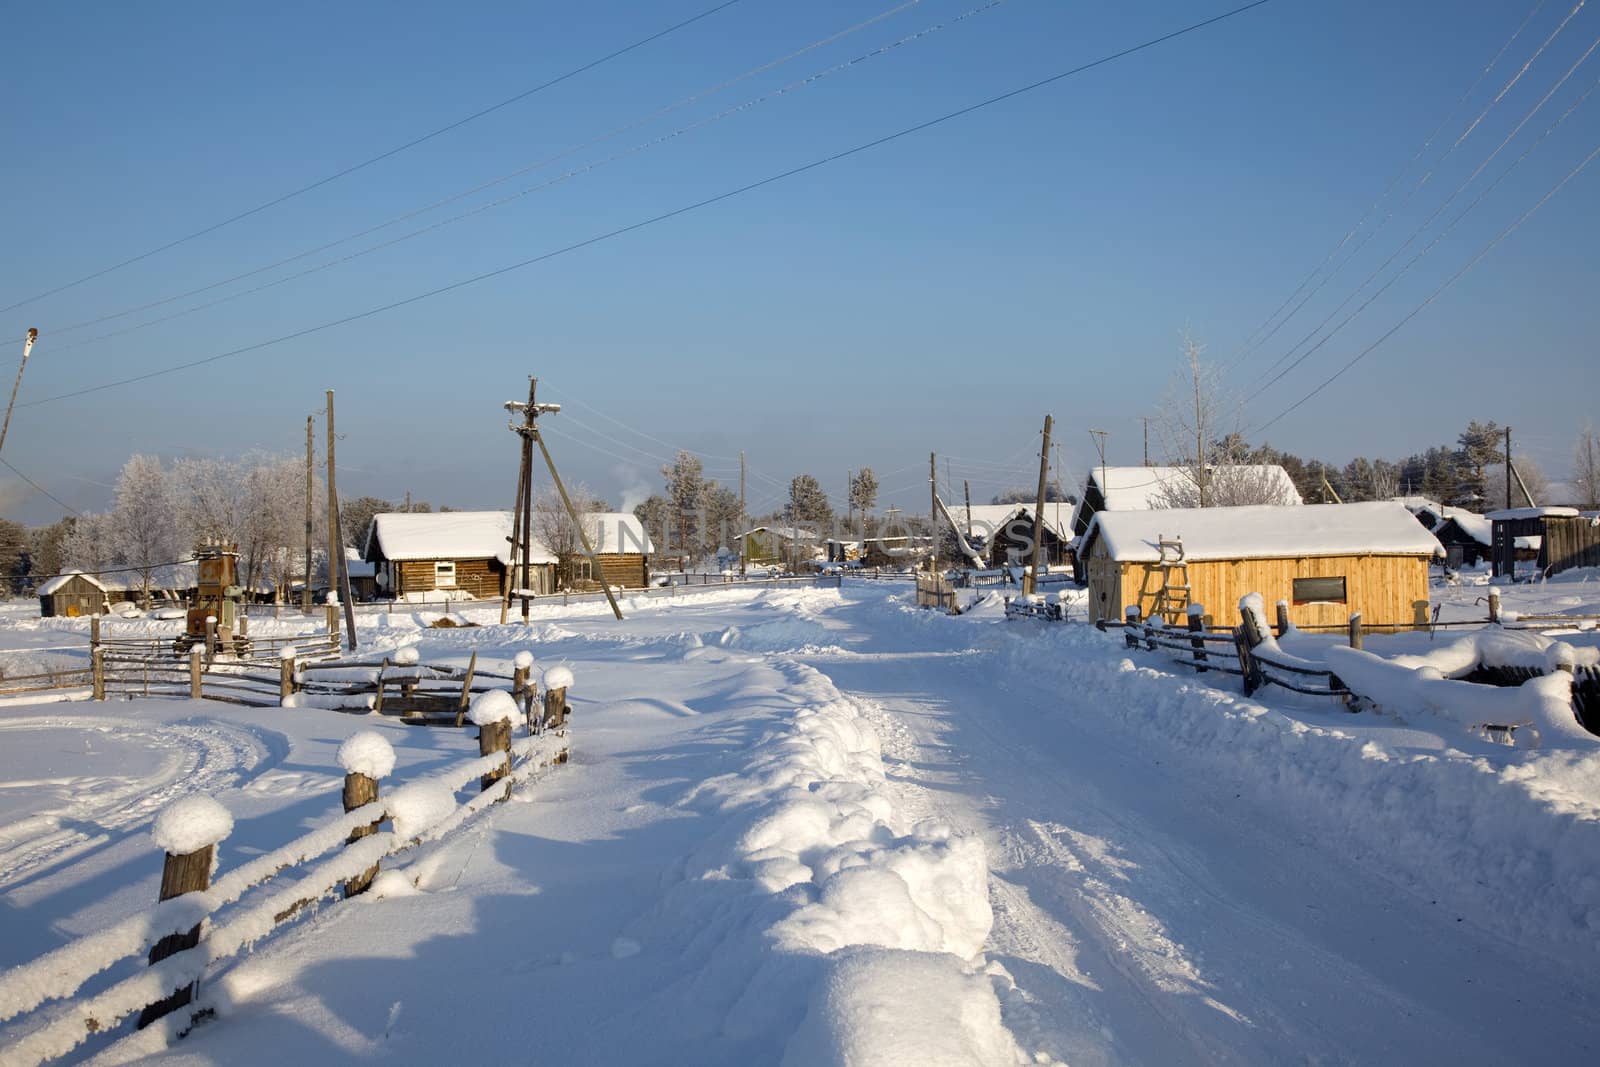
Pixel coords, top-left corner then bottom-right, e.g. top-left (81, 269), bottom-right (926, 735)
top-left (791, 591), bottom-right (1598, 1064)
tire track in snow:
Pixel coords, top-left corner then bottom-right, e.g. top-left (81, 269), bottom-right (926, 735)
top-left (0, 715), bottom-right (274, 887)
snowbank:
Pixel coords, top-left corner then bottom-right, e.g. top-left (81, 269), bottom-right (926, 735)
top-left (151, 796), bottom-right (233, 856)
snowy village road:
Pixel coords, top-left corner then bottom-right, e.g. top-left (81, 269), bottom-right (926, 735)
top-left (791, 590), bottom-right (1600, 1067)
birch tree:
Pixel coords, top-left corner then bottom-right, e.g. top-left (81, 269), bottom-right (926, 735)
top-left (1574, 424), bottom-right (1600, 510)
top-left (110, 455), bottom-right (181, 606)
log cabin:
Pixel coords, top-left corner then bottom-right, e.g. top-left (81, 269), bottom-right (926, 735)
top-left (363, 511), bottom-right (556, 600)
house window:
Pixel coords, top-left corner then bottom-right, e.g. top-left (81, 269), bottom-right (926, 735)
top-left (1292, 576), bottom-right (1346, 605)
top-left (434, 561), bottom-right (456, 588)
top-left (574, 558), bottom-right (594, 583)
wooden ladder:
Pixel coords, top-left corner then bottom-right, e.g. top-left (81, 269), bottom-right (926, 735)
top-left (1151, 535), bottom-right (1190, 623)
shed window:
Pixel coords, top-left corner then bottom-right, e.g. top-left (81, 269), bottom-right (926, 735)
top-left (1292, 576), bottom-right (1346, 605)
top-left (434, 561), bottom-right (456, 587)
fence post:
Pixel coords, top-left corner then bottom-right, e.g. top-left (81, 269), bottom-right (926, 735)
top-left (1275, 599), bottom-right (1291, 638)
top-left (453, 651), bottom-right (478, 728)
top-left (1348, 612), bottom-right (1363, 650)
top-left (326, 602), bottom-right (339, 638)
top-left (204, 616), bottom-right (218, 664)
top-left (1123, 605), bottom-right (1141, 649)
top-left (189, 646), bottom-right (203, 699)
top-left (137, 798), bottom-right (231, 1029)
top-left (1187, 605), bottom-right (1208, 672)
top-left (512, 652), bottom-right (534, 731)
top-left (90, 613), bottom-right (100, 648)
top-left (337, 733), bottom-right (393, 897)
top-left (1234, 627), bottom-right (1260, 696)
top-left (279, 648), bottom-right (297, 701)
top-left (1488, 587), bottom-right (1501, 624)
top-left (92, 646), bottom-right (105, 701)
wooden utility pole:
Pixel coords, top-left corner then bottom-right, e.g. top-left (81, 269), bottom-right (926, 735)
top-left (1504, 426), bottom-right (1513, 509)
top-left (325, 391), bottom-right (357, 649)
top-left (507, 378), bottom-right (623, 621)
top-left (1140, 416), bottom-right (1151, 467)
top-left (1025, 414), bottom-right (1053, 595)
top-left (739, 450), bottom-right (747, 577)
top-left (0, 328), bottom-right (37, 458)
top-left (929, 452), bottom-right (939, 574)
top-left (963, 480), bottom-right (972, 539)
top-left (500, 389), bottom-right (532, 624)
top-left (303, 415), bottom-right (313, 614)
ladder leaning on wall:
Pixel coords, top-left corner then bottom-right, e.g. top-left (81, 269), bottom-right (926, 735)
top-left (1151, 534), bottom-right (1190, 623)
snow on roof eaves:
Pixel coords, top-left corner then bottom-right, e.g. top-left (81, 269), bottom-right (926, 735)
top-left (1088, 465), bottom-right (1303, 511)
top-left (1486, 507), bottom-right (1581, 520)
top-left (37, 570), bottom-right (106, 596)
top-left (1083, 501), bottom-right (1443, 563)
top-left (368, 512), bottom-right (557, 565)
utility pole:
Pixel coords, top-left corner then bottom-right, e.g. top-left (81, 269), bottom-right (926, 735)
top-left (1025, 415), bottom-right (1053, 595)
top-left (506, 378), bottom-right (623, 621)
top-left (1504, 426), bottom-right (1513, 510)
top-left (846, 469), bottom-right (853, 557)
top-left (739, 450), bottom-right (747, 577)
top-left (0, 328), bottom-right (37, 458)
top-left (929, 452), bottom-right (939, 574)
top-left (1139, 416), bottom-right (1151, 467)
top-left (1088, 428), bottom-right (1110, 510)
top-left (303, 415), bottom-right (313, 614)
top-left (325, 391), bottom-right (355, 649)
top-left (405, 490), bottom-right (411, 513)
top-left (963, 479), bottom-right (972, 539)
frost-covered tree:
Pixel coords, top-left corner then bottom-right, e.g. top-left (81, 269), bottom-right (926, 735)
top-left (1455, 420), bottom-right (1503, 506)
top-left (532, 483), bottom-right (606, 588)
top-left (239, 455), bottom-right (307, 599)
top-left (1484, 458), bottom-right (1550, 511)
top-left (62, 511), bottom-right (115, 575)
top-left (110, 455), bottom-right (181, 606)
top-left (1573, 425), bottom-right (1600, 510)
top-left (661, 451), bottom-right (706, 563)
top-left (786, 473), bottom-right (833, 531)
top-left (172, 456), bottom-right (248, 548)
top-left (702, 483), bottom-right (741, 557)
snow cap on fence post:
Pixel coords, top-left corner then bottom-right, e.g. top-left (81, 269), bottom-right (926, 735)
top-left (279, 644), bottom-right (298, 661)
top-left (542, 665), bottom-right (574, 692)
top-left (513, 650), bottom-right (535, 671)
top-left (152, 795), bottom-right (233, 857)
top-left (393, 645), bottom-right (420, 666)
top-left (337, 730), bottom-right (397, 780)
top-left (467, 689), bottom-right (518, 727)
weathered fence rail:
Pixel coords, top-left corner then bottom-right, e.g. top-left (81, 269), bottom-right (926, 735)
top-left (0, 699), bottom-right (572, 1066)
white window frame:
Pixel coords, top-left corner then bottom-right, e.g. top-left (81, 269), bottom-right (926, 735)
top-left (434, 560), bottom-right (457, 588)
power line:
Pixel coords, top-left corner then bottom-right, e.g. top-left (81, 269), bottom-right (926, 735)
top-left (1253, 137), bottom-right (1600, 435)
top-left (0, 0), bottom-right (748, 316)
top-left (16, 0), bottom-right (932, 351)
top-left (18, 0), bottom-right (1279, 410)
top-left (1222, 0), bottom-right (1548, 375)
top-left (0, 456), bottom-right (81, 516)
top-left (1245, 64), bottom-right (1598, 406)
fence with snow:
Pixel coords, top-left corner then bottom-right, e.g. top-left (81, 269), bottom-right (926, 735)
top-left (0, 673), bottom-right (574, 1066)
top-left (1116, 593), bottom-right (1597, 746)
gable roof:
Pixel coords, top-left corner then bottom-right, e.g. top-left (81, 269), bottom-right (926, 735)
top-left (1074, 465), bottom-right (1303, 535)
top-left (959, 503), bottom-right (1073, 542)
top-left (1081, 501), bottom-right (1443, 563)
top-left (583, 512), bottom-right (655, 554)
top-left (364, 511), bottom-right (556, 565)
top-left (37, 570), bottom-right (107, 596)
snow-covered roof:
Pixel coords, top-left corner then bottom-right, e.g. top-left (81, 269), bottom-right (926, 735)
top-left (1486, 507), bottom-right (1580, 521)
top-left (37, 570), bottom-right (106, 596)
top-left (960, 503), bottom-right (1073, 541)
top-left (583, 512), bottom-right (654, 555)
top-left (1081, 501), bottom-right (1443, 563)
top-left (365, 511), bottom-right (556, 565)
top-left (1088, 466), bottom-right (1302, 510)
top-left (740, 526), bottom-right (818, 541)
top-left (1433, 511), bottom-right (1541, 551)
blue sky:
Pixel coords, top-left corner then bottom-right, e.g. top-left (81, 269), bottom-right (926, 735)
top-left (2, 0), bottom-right (1596, 525)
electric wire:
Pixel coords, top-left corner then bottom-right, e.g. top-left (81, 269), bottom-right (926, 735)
top-left (16, 0), bottom-right (1280, 410)
top-left (1226, 0), bottom-right (1549, 371)
top-left (0, 456), bottom-right (81, 516)
top-left (0, 0), bottom-right (749, 316)
top-left (13, 0), bottom-right (931, 350)
top-left (1252, 137), bottom-right (1600, 435)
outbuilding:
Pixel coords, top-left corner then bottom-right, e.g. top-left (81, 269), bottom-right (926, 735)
top-left (571, 512), bottom-right (654, 590)
top-left (363, 511), bottom-right (556, 600)
top-left (1488, 507), bottom-right (1600, 578)
top-left (37, 571), bottom-right (111, 618)
top-left (959, 503), bottom-right (1075, 569)
top-left (1079, 501), bottom-right (1442, 629)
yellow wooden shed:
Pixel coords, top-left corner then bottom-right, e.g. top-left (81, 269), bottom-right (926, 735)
top-left (1079, 501), bottom-right (1442, 630)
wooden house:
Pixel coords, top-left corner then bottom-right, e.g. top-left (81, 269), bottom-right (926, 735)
top-left (1072, 465), bottom-right (1302, 539)
top-left (37, 571), bottom-right (110, 617)
top-left (740, 526), bottom-right (818, 568)
top-left (363, 511), bottom-right (556, 600)
top-left (566, 512), bottom-right (653, 590)
top-left (1079, 501), bottom-right (1442, 628)
top-left (1488, 507), bottom-right (1600, 578)
top-left (959, 503), bottom-right (1074, 570)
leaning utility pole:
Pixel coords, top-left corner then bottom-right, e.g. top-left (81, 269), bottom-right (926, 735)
top-left (0, 328), bottom-right (37, 458)
top-left (506, 378), bottom-right (623, 621)
top-left (1025, 414), bottom-right (1053, 595)
top-left (303, 415), bottom-right (313, 613)
top-left (963, 479), bottom-right (972, 539)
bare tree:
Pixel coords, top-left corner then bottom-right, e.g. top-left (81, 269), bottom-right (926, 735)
top-left (62, 512), bottom-right (115, 575)
top-left (109, 455), bottom-right (181, 607)
top-left (1574, 424), bottom-right (1600, 510)
top-left (532, 483), bottom-right (605, 588)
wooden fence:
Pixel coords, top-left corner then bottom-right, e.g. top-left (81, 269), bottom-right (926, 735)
top-left (915, 572), bottom-right (957, 612)
top-left (0, 720), bottom-right (571, 1065)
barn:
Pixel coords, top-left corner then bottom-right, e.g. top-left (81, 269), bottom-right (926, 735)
top-left (37, 571), bottom-right (111, 617)
top-left (363, 511), bottom-right (556, 600)
top-left (1488, 507), bottom-right (1600, 578)
top-left (1079, 501), bottom-right (1442, 629)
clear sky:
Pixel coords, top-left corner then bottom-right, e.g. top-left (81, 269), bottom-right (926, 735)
top-left (2, 0), bottom-right (1596, 525)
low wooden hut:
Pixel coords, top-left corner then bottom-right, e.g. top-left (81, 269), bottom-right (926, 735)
top-left (1489, 507), bottom-right (1600, 578)
top-left (1079, 501), bottom-right (1442, 628)
top-left (567, 512), bottom-right (654, 590)
top-left (960, 503), bottom-right (1074, 570)
top-left (37, 571), bottom-right (110, 617)
top-left (740, 526), bottom-right (818, 568)
top-left (363, 511), bottom-right (556, 599)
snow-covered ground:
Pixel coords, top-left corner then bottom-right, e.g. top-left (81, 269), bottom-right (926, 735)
top-left (0, 579), bottom-right (1596, 1064)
